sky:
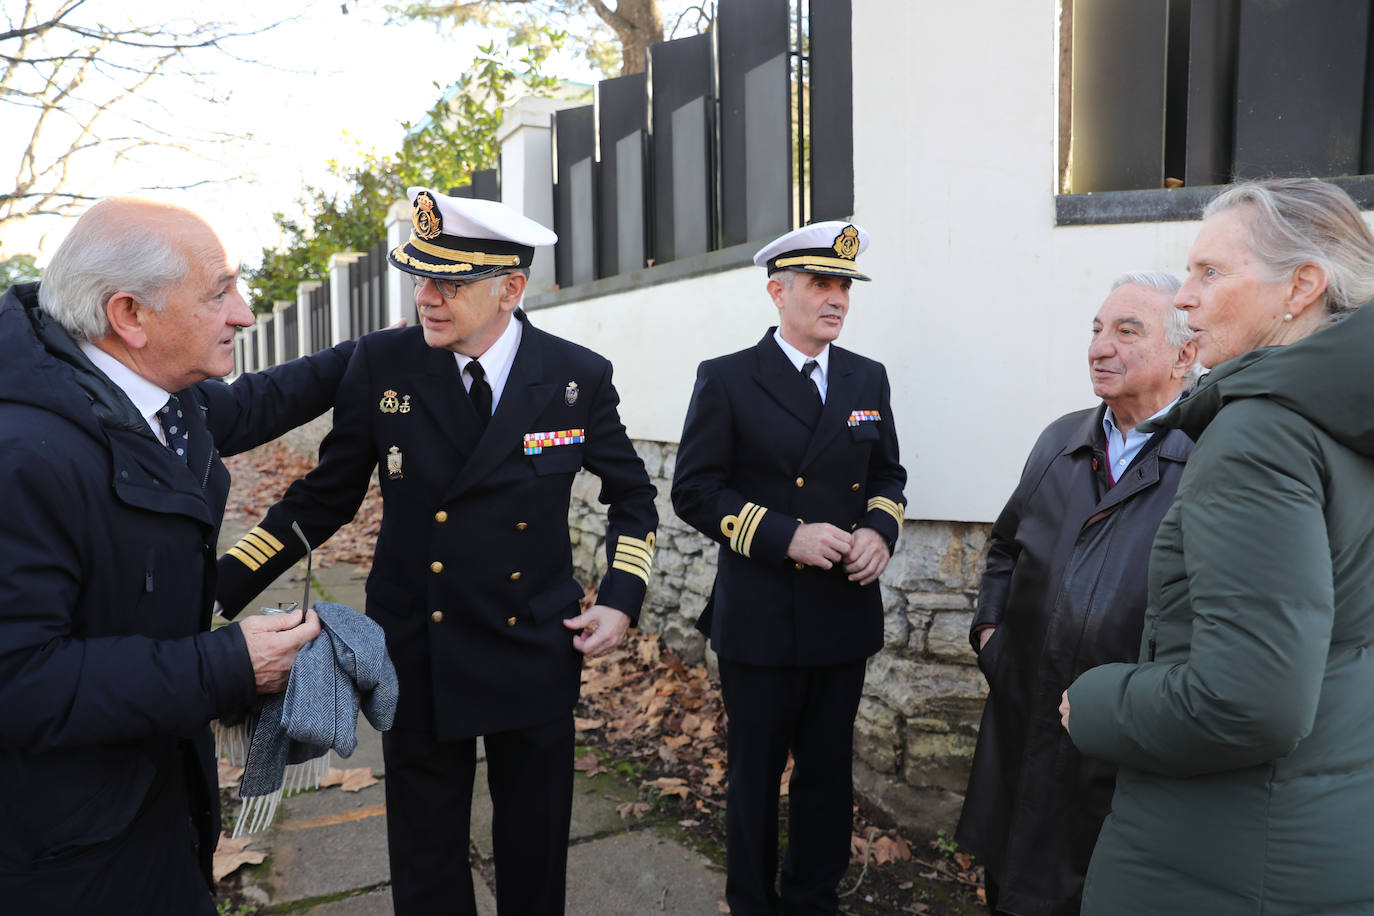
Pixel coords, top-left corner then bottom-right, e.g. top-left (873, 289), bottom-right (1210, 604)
top-left (1, 0), bottom-right (601, 268)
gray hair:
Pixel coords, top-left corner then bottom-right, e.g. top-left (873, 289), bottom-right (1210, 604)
top-left (1109, 271), bottom-right (1203, 382)
top-left (1203, 178), bottom-right (1374, 321)
top-left (37, 200), bottom-right (186, 341)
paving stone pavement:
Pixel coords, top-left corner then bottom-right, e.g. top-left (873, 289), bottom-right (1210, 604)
top-left (218, 524), bottom-right (726, 914)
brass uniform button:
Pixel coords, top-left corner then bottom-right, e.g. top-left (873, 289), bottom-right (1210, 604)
top-left (794, 476), bottom-right (805, 488)
top-left (515, 522), bottom-right (528, 531)
top-left (431, 611), bottom-right (443, 623)
top-left (509, 571), bottom-right (522, 581)
top-left (434, 510), bottom-right (448, 523)
top-left (850, 483), bottom-right (861, 491)
top-left (430, 561), bottom-right (444, 574)
top-left (506, 616), bottom-right (518, 627)
top-left (794, 562), bottom-right (805, 570)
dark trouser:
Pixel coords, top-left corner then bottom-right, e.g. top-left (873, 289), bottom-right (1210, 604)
top-left (718, 657), bottom-right (867, 916)
top-left (382, 715), bottom-right (575, 916)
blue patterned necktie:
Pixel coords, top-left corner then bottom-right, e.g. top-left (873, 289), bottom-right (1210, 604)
top-left (157, 393), bottom-right (189, 463)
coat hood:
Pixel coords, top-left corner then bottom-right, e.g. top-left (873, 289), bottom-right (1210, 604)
top-left (0, 282), bottom-right (149, 438)
top-left (1151, 301), bottom-right (1374, 457)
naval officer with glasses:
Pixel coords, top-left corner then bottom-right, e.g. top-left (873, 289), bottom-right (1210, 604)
top-left (216, 187), bottom-right (658, 916)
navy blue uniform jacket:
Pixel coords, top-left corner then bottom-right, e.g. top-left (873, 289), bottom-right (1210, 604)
top-left (216, 310), bottom-right (658, 740)
top-left (0, 284), bottom-right (353, 909)
top-left (671, 329), bottom-right (907, 666)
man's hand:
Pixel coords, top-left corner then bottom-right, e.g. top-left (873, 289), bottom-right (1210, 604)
top-left (843, 527), bottom-right (891, 585)
top-left (564, 605), bottom-right (631, 658)
top-left (787, 522), bottom-right (853, 569)
top-left (977, 626), bottom-right (996, 651)
top-left (238, 607), bottom-right (321, 694)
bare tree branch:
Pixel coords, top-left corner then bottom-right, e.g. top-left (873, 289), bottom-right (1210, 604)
top-left (1, 0), bottom-right (290, 232)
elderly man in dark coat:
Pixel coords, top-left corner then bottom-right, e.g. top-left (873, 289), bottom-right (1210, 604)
top-left (954, 273), bottom-right (1198, 916)
top-left (0, 198), bottom-right (354, 912)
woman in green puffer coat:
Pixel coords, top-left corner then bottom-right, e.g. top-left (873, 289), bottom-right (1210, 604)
top-left (1063, 177), bottom-right (1374, 916)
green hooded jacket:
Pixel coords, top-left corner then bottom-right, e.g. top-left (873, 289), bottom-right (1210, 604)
top-left (1067, 301), bottom-right (1374, 915)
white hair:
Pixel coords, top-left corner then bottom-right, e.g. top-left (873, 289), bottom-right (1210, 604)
top-left (1204, 178), bottom-right (1374, 321)
top-left (37, 201), bottom-right (186, 340)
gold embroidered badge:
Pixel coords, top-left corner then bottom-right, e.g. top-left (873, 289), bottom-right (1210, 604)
top-left (412, 191), bottom-right (442, 240)
top-left (832, 225), bottom-right (860, 260)
top-left (379, 390), bottom-right (400, 413)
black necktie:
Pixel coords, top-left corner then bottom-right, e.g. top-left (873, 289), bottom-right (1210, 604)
top-left (157, 393), bottom-right (189, 463)
top-left (467, 360), bottom-right (492, 430)
top-left (801, 359), bottom-right (822, 404)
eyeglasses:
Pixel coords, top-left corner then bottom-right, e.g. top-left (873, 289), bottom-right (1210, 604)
top-left (412, 273), bottom-right (510, 300)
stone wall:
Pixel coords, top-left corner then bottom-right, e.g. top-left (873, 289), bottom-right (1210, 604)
top-left (571, 440), bottom-right (994, 837)
top-left (274, 424), bottom-right (994, 836)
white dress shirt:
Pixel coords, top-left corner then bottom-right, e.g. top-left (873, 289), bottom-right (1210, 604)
top-left (772, 329), bottom-right (830, 403)
top-left (79, 341), bottom-right (173, 445)
top-left (455, 312), bottom-right (523, 413)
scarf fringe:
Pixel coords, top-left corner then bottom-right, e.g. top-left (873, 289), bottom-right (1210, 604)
top-left (228, 751), bottom-right (332, 839)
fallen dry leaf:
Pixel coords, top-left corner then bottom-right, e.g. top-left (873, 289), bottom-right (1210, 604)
top-left (319, 766), bottom-right (379, 792)
top-left (616, 800), bottom-right (650, 820)
top-left (574, 752), bottom-right (607, 777)
top-left (573, 716), bottom-right (605, 731)
top-left (217, 758), bottom-right (244, 789)
top-left (717, 900), bottom-right (731, 913)
top-left (213, 832), bottom-right (266, 883)
top-left (647, 777), bottom-right (690, 799)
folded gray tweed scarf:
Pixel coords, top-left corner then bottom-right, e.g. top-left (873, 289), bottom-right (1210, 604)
top-left (228, 601), bottom-right (398, 836)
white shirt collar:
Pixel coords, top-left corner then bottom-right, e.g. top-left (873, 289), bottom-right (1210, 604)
top-left (79, 340), bottom-right (172, 443)
top-left (454, 311), bottom-right (523, 409)
top-left (772, 328), bottom-right (830, 382)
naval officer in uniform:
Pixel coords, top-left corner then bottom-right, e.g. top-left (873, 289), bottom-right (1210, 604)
top-left (216, 187), bottom-right (658, 916)
top-left (671, 222), bottom-right (906, 915)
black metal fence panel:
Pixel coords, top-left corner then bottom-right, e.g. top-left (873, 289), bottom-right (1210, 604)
top-left (1072, 0), bottom-right (1170, 193)
top-left (1233, 0), bottom-right (1369, 179)
top-left (810, 0), bottom-right (854, 223)
top-left (1184, 0), bottom-right (1240, 188)
top-left (280, 303), bottom-right (300, 361)
top-left (263, 315), bottom-right (277, 367)
top-left (718, 0), bottom-right (790, 247)
top-left (554, 105), bottom-right (598, 288)
top-left (596, 72), bottom-right (650, 278)
top-left (649, 31), bottom-right (715, 266)
top-left (309, 280), bottom-right (331, 352)
top-left (348, 242), bottom-right (389, 338)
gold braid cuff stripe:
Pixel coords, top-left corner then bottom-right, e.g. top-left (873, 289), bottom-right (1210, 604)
top-left (720, 502), bottom-right (766, 558)
top-left (406, 234), bottom-right (523, 265)
top-left (867, 496), bottom-right (905, 526)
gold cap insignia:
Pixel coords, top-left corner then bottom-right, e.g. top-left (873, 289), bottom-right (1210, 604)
top-left (564, 381), bottom-right (579, 406)
top-left (832, 225), bottom-right (860, 260)
top-left (412, 191), bottom-right (442, 241)
top-left (379, 389), bottom-right (400, 414)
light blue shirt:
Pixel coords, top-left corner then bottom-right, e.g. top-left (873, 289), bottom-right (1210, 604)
top-left (772, 329), bottom-right (829, 403)
top-left (1102, 397), bottom-right (1180, 484)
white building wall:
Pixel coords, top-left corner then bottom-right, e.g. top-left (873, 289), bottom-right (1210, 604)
top-left (534, 0), bottom-right (1205, 522)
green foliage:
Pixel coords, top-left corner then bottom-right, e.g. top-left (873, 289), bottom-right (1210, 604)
top-left (933, 828), bottom-right (959, 857)
top-left (245, 34), bottom-right (561, 311)
top-left (0, 253), bottom-right (41, 289)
